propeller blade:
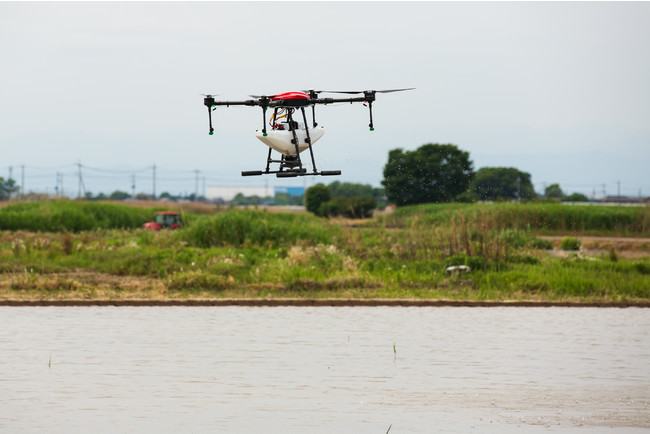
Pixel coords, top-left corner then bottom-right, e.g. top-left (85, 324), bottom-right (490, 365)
top-left (200, 93), bottom-right (219, 97)
top-left (320, 88), bottom-right (415, 95)
top-left (375, 88), bottom-right (416, 93)
top-left (249, 94), bottom-right (278, 99)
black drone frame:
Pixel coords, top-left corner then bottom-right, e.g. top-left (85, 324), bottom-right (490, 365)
top-left (203, 88), bottom-right (414, 178)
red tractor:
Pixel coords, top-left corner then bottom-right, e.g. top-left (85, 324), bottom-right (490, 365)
top-left (143, 211), bottom-right (182, 230)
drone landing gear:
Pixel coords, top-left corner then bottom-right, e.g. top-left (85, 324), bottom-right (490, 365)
top-left (241, 151), bottom-right (341, 177)
top-left (242, 106), bottom-right (341, 178)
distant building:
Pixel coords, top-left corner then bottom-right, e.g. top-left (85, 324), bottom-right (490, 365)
top-left (274, 186), bottom-right (305, 197)
top-left (206, 185), bottom-right (305, 202)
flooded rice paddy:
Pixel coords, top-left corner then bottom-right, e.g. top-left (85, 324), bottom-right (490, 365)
top-left (1, 306), bottom-right (648, 433)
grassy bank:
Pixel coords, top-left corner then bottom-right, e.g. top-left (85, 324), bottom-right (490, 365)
top-left (1, 202), bottom-right (649, 302)
top-left (378, 202), bottom-right (650, 235)
top-left (0, 201), bottom-right (158, 232)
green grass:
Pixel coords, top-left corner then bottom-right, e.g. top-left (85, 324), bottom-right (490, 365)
top-left (378, 202), bottom-right (650, 235)
top-left (0, 201), bottom-right (157, 232)
top-left (1, 202), bottom-right (649, 302)
top-left (181, 209), bottom-right (339, 247)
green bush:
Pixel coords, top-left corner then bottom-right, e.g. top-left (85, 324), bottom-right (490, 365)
top-left (305, 184), bottom-right (331, 215)
top-left (319, 196), bottom-right (377, 219)
top-left (560, 237), bottom-right (581, 251)
top-left (530, 237), bottom-right (553, 250)
top-left (181, 210), bottom-right (338, 247)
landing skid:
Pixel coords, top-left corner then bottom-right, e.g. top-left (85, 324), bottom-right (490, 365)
top-left (242, 169), bottom-right (341, 177)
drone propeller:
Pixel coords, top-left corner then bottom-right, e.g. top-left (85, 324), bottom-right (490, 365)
top-left (301, 89), bottom-right (323, 96)
top-left (319, 88), bottom-right (415, 95)
top-left (249, 94), bottom-right (278, 100)
top-left (200, 93), bottom-right (219, 97)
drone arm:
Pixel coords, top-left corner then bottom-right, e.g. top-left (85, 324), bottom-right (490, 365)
top-left (314, 97), bottom-right (368, 105)
top-left (210, 100), bottom-right (259, 107)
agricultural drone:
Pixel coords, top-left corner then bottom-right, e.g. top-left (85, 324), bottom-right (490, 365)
top-left (202, 88), bottom-right (414, 177)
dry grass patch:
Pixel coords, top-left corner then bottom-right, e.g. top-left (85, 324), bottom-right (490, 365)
top-left (0, 271), bottom-right (167, 300)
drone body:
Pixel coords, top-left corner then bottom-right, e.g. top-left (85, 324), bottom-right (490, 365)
top-left (202, 88), bottom-right (414, 178)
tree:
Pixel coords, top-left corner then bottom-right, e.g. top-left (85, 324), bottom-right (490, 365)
top-left (471, 167), bottom-right (536, 201)
top-left (327, 181), bottom-right (383, 199)
top-left (0, 177), bottom-right (19, 200)
top-left (109, 190), bottom-right (131, 201)
top-left (273, 192), bottom-right (303, 206)
top-left (544, 183), bottom-right (564, 200)
top-left (564, 192), bottom-right (589, 202)
top-left (382, 143), bottom-right (474, 206)
top-left (305, 184), bottom-right (331, 215)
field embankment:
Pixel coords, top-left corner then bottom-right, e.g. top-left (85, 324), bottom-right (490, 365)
top-left (1, 201), bottom-right (649, 304)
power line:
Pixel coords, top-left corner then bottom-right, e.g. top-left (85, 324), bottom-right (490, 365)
top-left (82, 164), bottom-right (152, 174)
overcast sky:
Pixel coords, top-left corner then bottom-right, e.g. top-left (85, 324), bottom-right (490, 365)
top-left (1, 2), bottom-right (649, 197)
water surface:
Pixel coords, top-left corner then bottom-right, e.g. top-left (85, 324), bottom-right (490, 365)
top-left (1, 306), bottom-right (648, 433)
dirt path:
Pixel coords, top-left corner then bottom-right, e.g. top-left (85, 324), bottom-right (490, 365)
top-left (538, 235), bottom-right (650, 258)
top-left (2, 299), bottom-right (649, 307)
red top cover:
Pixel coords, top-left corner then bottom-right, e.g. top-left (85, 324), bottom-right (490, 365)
top-left (271, 92), bottom-right (309, 100)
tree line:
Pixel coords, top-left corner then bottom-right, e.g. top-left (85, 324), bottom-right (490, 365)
top-left (381, 143), bottom-right (588, 206)
top-left (306, 142), bottom-right (589, 218)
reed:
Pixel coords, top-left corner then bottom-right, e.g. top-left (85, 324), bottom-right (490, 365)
top-left (181, 209), bottom-right (339, 248)
top-left (379, 202), bottom-right (650, 235)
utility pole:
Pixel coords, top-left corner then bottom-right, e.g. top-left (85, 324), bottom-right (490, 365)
top-left (617, 180), bottom-right (621, 203)
top-left (56, 172), bottom-right (64, 198)
top-left (131, 174), bottom-right (136, 198)
top-left (152, 164), bottom-right (156, 201)
top-left (516, 176), bottom-right (521, 202)
top-left (8, 166), bottom-right (12, 200)
top-left (21, 165), bottom-right (25, 199)
top-left (194, 169), bottom-right (200, 201)
top-left (202, 176), bottom-right (206, 201)
top-left (77, 162), bottom-right (85, 199)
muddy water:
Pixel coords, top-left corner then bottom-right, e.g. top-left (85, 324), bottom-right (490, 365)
top-left (1, 307), bottom-right (648, 433)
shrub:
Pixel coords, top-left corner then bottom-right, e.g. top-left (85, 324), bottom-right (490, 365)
top-left (530, 237), bottom-right (553, 250)
top-left (319, 196), bottom-right (377, 219)
top-left (305, 184), bottom-right (331, 215)
top-left (560, 237), bottom-right (581, 251)
top-left (181, 210), bottom-right (338, 247)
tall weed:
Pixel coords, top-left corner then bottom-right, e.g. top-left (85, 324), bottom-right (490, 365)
top-left (181, 210), bottom-right (338, 247)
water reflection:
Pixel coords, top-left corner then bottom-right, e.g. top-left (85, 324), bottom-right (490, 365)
top-left (1, 307), bottom-right (648, 433)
